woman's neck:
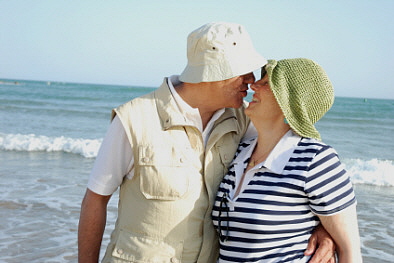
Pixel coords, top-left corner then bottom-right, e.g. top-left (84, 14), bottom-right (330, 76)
top-left (251, 118), bottom-right (290, 163)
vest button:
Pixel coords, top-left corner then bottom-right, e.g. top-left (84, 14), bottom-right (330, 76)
top-left (141, 157), bottom-right (149, 163)
top-left (117, 248), bottom-right (124, 255)
top-left (170, 257), bottom-right (179, 263)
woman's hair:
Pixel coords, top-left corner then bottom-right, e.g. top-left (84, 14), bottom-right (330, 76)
top-left (260, 66), bottom-right (267, 79)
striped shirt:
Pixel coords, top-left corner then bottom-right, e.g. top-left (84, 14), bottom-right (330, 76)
top-left (211, 131), bottom-right (356, 262)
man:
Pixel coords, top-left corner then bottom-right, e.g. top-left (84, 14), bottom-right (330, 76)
top-left (78, 22), bottom-right (335, 263)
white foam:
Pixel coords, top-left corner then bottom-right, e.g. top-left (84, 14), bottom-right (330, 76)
top-left (344, 158), bottom-right (394, 186)
top-left (0, 133), bottom-right (102, 158)
top-left (1, 133), bottom-right (393, 186)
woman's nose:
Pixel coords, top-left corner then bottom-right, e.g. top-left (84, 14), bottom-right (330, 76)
top-left (250, 82), bottom-right (258, 91)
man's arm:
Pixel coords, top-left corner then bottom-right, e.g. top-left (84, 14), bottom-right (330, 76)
top-left (78, 189), bottom-right (112, 263)
top-left (305, 224), bottom-right (336, 263)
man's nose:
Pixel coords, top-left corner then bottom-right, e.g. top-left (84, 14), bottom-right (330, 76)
top-left (242, 73), bottom-right (255, 84)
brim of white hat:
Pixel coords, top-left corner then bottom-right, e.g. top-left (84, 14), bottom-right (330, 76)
top-left (179, 53), bottom-right (267, 83)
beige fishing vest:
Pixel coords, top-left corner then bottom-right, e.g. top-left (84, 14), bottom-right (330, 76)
top-left (102, 78), bottom-right (249, 263)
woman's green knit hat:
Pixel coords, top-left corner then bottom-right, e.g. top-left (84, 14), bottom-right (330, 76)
top-left (265, 58), bottom-right (334, 140)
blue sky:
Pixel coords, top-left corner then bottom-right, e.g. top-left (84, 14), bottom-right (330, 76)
top-left (1, 0), bottom-right (393, 99)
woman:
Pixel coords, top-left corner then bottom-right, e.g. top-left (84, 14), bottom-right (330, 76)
top-left (212, 58), bottom-right (362, 262)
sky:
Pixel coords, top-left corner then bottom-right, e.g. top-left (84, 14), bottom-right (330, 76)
top-left (1, 0), bottom-right (393, 99)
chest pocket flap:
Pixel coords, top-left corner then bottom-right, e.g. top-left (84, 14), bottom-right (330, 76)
top-left (137, 145), bottom-right (190, 200)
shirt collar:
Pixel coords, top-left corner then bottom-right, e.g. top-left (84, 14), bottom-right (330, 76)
top-left (234, 130), bottom-right (301, 174)
top-left (262, 130), bottom-right (301, 174)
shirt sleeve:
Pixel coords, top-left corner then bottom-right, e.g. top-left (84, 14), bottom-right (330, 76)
top-left (87, 115), bottom-right (134, 196)
top-left (305, 146), bottom-right (356, 215)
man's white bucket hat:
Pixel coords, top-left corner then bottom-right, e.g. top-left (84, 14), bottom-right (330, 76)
top-left (179, 22), bottom-right (267, 83)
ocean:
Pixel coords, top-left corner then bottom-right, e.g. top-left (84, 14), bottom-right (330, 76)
top-left (0, 79), bottom-right (393, 262)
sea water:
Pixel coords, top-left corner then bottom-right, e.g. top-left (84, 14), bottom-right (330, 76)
top-left (0, 79), bottom-right (393, 262)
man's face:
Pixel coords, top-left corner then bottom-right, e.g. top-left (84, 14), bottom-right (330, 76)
top-left (215, 72), bottom-right (255, 109)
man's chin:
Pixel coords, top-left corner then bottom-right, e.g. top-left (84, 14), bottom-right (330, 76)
top-left (232, 100), bottom-right (245, 109)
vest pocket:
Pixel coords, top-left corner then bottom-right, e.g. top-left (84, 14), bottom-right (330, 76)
top-left (111, 229), bottom-right (183, 262)
top-left (139, 166), bottom-right (189, 200)
top-left (138, 146), bottom-right (190, 201)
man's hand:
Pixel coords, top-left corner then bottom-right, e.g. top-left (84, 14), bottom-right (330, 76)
top-left (305, 224), bottom-right (336, 263)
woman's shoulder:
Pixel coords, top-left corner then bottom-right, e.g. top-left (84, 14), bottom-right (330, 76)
top-left (294, 137), bottom-right (341, 163)
top-left (298, 137), bottom-right (335, 151)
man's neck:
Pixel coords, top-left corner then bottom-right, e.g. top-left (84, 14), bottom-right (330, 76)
top-left (174, 82), bottom-right (220, 129)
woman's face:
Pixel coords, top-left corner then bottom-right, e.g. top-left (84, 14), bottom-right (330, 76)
top-left (245, 74), bottom-right (284, 120)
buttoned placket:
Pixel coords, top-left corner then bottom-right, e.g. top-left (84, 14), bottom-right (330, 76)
top-left (228, 138), bottom-right (258, 200)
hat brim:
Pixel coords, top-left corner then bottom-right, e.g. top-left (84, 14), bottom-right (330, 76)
top-left (180, 50), bottom-right (267, 83)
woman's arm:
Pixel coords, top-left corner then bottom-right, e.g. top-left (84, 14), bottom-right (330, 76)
top-left (318, 205), bottom-right (363, 262)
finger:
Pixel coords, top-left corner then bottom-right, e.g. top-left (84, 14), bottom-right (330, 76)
top-left (329, 255), bottom-right (337, 263)
top-left (308, 242), bottom-right (334, 263)
top-left (308, 249), bottom-right (331, 263)
top-left (304, 234), bottom-right (317, 256)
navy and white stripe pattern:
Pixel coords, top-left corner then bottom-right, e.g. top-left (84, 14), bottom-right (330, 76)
top-left (212, 137), bottom-right (356, 262)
